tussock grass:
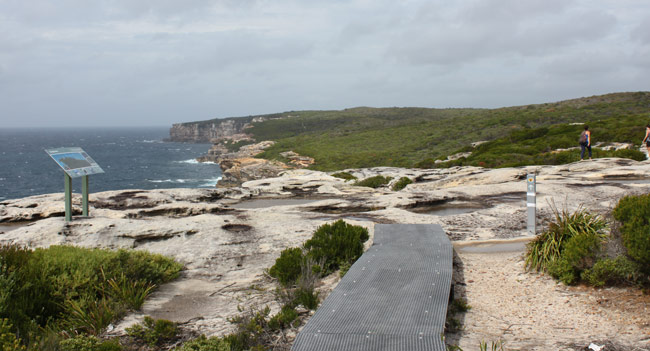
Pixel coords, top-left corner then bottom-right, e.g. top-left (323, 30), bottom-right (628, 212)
top-left (525, 204), bottom-right (607, 272)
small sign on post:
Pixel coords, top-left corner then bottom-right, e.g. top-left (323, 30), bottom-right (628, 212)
top-left (46, 147), bottom-right (104, 221)
top-left (526, 173), bottom-right (536, 235)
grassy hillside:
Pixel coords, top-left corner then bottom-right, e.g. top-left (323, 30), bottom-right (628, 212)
top-left (225, 92), bottom-right (650, 170)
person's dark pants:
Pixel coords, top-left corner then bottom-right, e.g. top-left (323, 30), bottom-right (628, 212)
top-left (580, 143), bottom-right (592, 159)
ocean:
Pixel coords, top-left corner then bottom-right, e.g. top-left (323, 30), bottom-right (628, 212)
top-left (0, 127), bottom-right (221, 201)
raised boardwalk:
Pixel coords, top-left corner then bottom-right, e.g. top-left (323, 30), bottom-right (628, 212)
top-left (292, 224), bottom-right (453, 351)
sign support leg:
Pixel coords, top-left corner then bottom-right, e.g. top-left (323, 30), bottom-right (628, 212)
top-left (82, 175), bottom-right (89, 217)
top-left (65, 174), bottom-right (72, 222)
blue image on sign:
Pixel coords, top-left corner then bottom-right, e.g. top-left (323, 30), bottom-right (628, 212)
top-left (46, 147), bottom-right (104, 178)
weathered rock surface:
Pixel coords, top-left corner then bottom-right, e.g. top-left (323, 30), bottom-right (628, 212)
top-left (1, 158), bottom-right (649, 349)
top-left (198, 141), bottom-right (288, 188)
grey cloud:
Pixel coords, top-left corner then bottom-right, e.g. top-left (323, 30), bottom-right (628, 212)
top-left (387, 3), bottom-right (617, 66)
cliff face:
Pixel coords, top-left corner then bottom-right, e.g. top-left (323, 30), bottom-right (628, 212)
top-left (168, 119), bottom-right (250, 143)
top-left (168, 115), bottom-right (282, 143)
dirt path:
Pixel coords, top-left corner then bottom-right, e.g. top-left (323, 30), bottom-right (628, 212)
top-left (447, 242), bottom-right (650, 351)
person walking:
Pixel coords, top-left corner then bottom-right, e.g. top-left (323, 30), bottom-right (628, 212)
top-left (643, 123), bottom-right (650, 159)
top-left (580, 125), bottom-right (592, 160)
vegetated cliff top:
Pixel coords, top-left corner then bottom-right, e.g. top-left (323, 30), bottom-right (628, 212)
top-left (182, 91), bottom-right (650, 171)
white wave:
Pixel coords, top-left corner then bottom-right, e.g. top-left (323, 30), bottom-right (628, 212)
top-left (139, 140), bottom-right (162, 143)
top-left (148, 178), bottom-right (192, 184)
top-left (175, 159), bottom-right (218, 165)
top-left (0, 178), bottom-right (5, 181)
top-left (148, 179), bottom-right (173, 183)
top-left (200, 177), bottom-right (222, 187)
top-left (176, 159), bottom-right (200, 164)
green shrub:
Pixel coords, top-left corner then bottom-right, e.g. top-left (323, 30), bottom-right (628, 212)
top-left (338, 261), bottom-right (351, 278)
top-left (525, 205), bottom-right (607, 272)
top-left (268, 306), bottom-right (298, 331)
top-left (0, 244), bottom-right (182, 341)
top-left (292, 287), bottom-right (319, 310)
top-left (59, 335), bottom-right (122, 351)
top-left (353, 175), bottom-right (393, 188)
top-left (581, 256), bottom-right (643, 287)
top-left (548, 232), bottom-right (604, 285)
top-left (103, 272), bottom-right (156, 310)
top-left (65, 298), bottom-right (124, 336)
top-left (331, 172), bottom-right (357, 181)
top-left (175, 335), bottom-right (230, 351)
top-left (268, 247), bottom-right (304, 287)
top-left (304, 220), bottom-right (369, 275)
top-left (391, 177), bottom-right (413, 191)
top-left (612, 148), bottom-right (647, 161)
top-left (613, 194), bottom-right (650, 271)
top-left (126, 316), bottom-right (178, 347)
top-left (449, 298), bottom-right (471, 313)
top-left (223, 307), bottom-right (272, 351)
top-left (0, 319), bottom-right (25, 351)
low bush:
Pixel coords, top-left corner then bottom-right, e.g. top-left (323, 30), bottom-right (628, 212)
top-left (0, 244), bottom-right (182, 346)
top-left (223, 307), bottom-right (272, 351)
top-left (292, 287), bottom-right (319, 310)
top-left (525, 205), bottom-right (607, 272)
top-left (268, 247), bottom-right (304, 287)
top-left (548, 231), bottom-right (604, 285)
top-left (174, 335), bottom-right (230, 351)
top-left (126, 316), bottom-right (178, 347)
top-left (338, 261), bottom-right (351, 278)
top-left (0, 318), bottom-right (25, 351)
top-left (304, 220), bottom-right (369, 275)
top-left (612, 148), bottom-right (647, 161)
top-left (268, 306), bottom-right (298, 330)
top-left (331, 172), bottom-right (357, 181)
top-left (612, 194), bottom-right (650, 271)
top-left (353, 175), bottom-right (393, 188)
top-left (391, 177), bottom-right (413, 191)
top-left (581, 256), bottom-right (643, 287)
top-left (59, 335), bottom-right (122, 351)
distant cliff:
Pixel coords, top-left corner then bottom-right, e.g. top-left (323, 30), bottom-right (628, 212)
top-left (167, 114), bottom-right (286, 143)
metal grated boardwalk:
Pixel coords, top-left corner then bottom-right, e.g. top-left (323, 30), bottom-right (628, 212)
top-left (292, 224), bottom-right (453, 351)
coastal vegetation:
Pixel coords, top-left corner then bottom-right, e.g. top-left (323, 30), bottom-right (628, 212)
top-left (0, 245), bottom-right (182, 350)
top-left (391, 177), bottom-right (413, 191)
top-left (232, 92), bottom-right (650, 170)
top-left (353, 175), bottom-right (393, 188)
top-left (525, 195), bottom-right (650, 288)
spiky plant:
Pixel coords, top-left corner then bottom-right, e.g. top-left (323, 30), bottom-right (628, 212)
top-left (525, 203), bottom-right (607, 272)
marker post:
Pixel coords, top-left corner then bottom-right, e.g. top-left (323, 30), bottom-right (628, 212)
top-left (526, 174), bottom-right (536, 235)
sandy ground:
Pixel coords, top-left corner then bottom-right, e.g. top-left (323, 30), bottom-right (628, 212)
top-left (448, 242), bottom-right (650, 351)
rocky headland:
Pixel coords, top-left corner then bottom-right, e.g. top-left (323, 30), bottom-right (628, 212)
top-left (1, 158), bottom-right (649, 350)
top-left (197, 140), bottom-right (314, 188)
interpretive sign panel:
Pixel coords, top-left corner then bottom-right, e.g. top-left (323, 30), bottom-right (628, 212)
top-left (46, 147), bottom-right (104, 178)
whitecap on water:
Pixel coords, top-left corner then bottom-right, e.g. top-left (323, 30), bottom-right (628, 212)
top-left (148, 179), bottom-right (174, 183)
top-left (148, 179), bottom-right (193, 184)
top-left (199, 177), bottom-right (222, 187)
top-left (176, 159), bottom-right (199, 164)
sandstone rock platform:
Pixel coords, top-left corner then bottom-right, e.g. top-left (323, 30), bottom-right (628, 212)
top-left (1, 158), bottom-right (649, 350)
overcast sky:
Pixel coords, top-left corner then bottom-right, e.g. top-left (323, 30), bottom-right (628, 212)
top-left (1, 0), bottom-right (649, 127)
